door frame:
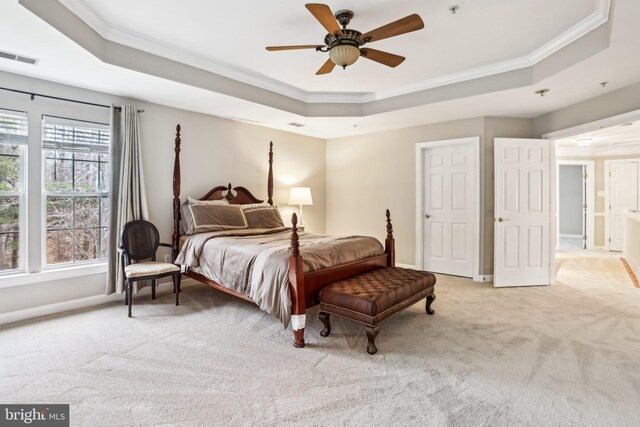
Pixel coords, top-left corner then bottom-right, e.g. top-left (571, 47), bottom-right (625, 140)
top-left (604, 158), bottom-right (640, 251)
top-left (415, 136), bottom-right (481, 280)
top-left (543, 108), bottom-right (640, 285)
top-left (556, 160), bottom-right (595, 250)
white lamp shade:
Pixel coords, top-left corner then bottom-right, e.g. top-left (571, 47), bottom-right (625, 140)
top-left (289, 187), bottom-right (313, 206)
top-left (329, 45), bottom-right (360, 67)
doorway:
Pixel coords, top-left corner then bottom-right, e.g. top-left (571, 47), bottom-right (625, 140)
top-left (547, 114), bottom-right (640, 289)
top-left (556, 160), bottom-right (595, 251)
top-left (415, 137), bottom-right (481, 280)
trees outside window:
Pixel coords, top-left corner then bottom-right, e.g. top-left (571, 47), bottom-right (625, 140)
top-left (42, 117), bottom-right (110, 266)
top-left (0, 109), bottom-right (27, 272)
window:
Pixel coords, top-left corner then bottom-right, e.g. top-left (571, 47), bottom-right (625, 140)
top-left (0, 109), bottom-right (27, 273)
top-left (42, 116), bottom-right (110, 266)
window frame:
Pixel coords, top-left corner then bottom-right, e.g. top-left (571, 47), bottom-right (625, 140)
top-left (0, 109), bottom-right (28, 276)
top-left (41, 115), bottom-right (110, 270)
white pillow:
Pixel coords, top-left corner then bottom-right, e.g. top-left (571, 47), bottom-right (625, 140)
top-left (240, 202), bottom-right (270, 209)
top-left (187, 196), bottom-right (229, 205)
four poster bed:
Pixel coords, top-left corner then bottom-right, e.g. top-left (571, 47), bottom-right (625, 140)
top-left (171, 124), bottom-right (395, 347)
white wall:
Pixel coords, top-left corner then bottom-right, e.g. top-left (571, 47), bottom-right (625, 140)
top-left (0, 71), bottom-right (325, 316)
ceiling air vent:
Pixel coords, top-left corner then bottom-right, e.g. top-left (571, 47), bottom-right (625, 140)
top-left (0, 50), bottom-right (39, 65)
top-left (288, 122), bottom-right (306, 128)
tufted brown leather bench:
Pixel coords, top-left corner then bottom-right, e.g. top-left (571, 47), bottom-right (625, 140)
top-left (318, 267), bottom-right (436, 354)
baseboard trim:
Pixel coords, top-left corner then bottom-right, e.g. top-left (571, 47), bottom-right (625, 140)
top-left (473, 275), bottom-right (494, 283)
top-left (396, 263), bottom-right (417, 269)
top-left (0, 278), bottom-right (199, 326)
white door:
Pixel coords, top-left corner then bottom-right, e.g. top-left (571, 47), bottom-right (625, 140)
top-left (609, 162), bottom-right (638, 251)
top-left (494, 138), bottom-right (550, 287)
top-left (423, 143), bottom-right (475, 277)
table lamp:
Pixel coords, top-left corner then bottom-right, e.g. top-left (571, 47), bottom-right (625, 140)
top-left (288, 187), bottom-right (313, 227)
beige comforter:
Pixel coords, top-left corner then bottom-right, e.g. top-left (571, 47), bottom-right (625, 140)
top-left (175, 228), bottom-right (384, 327)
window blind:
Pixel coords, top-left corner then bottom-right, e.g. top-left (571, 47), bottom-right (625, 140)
top-left (0, 109), bottom-right (28, 145)
top-left (42, 116), bottom-right (109, 153)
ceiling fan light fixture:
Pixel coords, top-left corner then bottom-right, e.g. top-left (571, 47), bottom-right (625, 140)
top-left (329, 44), bottom-right (360, 69)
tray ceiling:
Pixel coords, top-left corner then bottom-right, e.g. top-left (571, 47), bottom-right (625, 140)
top-left (4, 0), bottom-right (640, 139)
top-left (59, 0), bottom-right (608, 98)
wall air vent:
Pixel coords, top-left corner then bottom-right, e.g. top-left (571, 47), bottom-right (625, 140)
top-left (0, 50), bottom-right (39, 65)
top-left (287, 122), bottom-right (306, 128)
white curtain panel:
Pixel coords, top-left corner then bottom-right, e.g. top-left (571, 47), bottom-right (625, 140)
top-left (106, 105), bottom-right (149, 294)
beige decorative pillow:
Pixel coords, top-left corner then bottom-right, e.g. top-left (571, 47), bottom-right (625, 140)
top-left (181, 204), bottom-right (248, 235)
top-left (187, 197), bottom-right (229, 205)
top-left (243, 205), bottom-right (285, 229)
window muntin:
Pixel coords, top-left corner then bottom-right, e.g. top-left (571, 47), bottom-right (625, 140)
top-left (0, 109), bottom-right (27, 273)
top-left (42, 116), bottom-right (110, 266)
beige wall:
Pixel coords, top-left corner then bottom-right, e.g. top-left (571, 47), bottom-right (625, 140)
top-left (140, 107), bottom-right (326, 245)
top-left (325, 116), bottom-right (534, 273)
top-left (0, 71), bottom-right (325, 315)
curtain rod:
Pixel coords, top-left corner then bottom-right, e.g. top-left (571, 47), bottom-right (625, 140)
top-left (0, 86), bottom-right (145, 113)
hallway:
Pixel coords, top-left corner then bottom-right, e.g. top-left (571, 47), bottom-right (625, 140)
top-left (556, 247), bottom-right (636, 290)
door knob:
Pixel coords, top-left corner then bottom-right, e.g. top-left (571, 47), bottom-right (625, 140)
top-left (425, 214), bottom-right (431, 219)
top-left (497, 217), bottom-right (510, 223)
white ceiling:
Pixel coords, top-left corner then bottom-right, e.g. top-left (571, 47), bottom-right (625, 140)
top-left (59, 0), bottom-right (601, 94)
top-left (1, 0), bottom-right (640, 139)
top-left (557, 120), bottom-right (640, 147)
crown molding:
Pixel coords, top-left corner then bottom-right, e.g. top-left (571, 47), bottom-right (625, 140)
top-left (58, 0), bottom-right (611, 105)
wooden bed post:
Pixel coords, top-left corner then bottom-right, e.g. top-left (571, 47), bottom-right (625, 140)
top-left (385, 209), bottom-right (396, 267)
top-left (288, 213), bottom-right (306, 348)
top-left (172, 124), bottom-right (182, 260)
top-left (267, 141), bottom-right (274, 206)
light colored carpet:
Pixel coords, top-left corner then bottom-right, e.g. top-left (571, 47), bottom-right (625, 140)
top-left (1, 271), bottom-right (639, 426)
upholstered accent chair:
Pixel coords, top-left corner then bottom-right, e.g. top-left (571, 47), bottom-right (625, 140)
top-left (119, 220), bottom-right (181, 317)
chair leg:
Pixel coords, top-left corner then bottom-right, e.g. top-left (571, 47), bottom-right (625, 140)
top-left (319, 312), bottom-right (331, 337)
top-left (425, 294), bottom-right (436, 315)
top-left (365, 325), bottom-right (380, 355)
top-left (124, 285), bottom-right (128, 305)
top-left (152, 279), bottom-right (156, 300)
top-left (175, 274), bottom-right (181, 306)
top-left (127, 280), bottom-right (133, 318)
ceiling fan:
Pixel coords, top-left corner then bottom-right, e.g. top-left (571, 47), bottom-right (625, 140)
top-left (266, 3), bottom-right (424, 75)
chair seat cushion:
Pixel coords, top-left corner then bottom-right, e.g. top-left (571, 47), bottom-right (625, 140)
top-left (319, 267), bottom-right (436, 326)
top-left (125, 262), bottom-right (180, 278)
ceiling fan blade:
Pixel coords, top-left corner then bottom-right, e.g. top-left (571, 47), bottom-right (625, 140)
top-left (266, 45), bottom-right (324, 51)
top-left (362, 14), bottom-right (424, 43)
top-left (306, 3), bottom-right (344, 36)
top-left (360, 48), bottom-right (405, 67)
top-left (316, 59), bottom-right (336, 75)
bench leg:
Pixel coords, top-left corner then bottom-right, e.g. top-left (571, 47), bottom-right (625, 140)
top-left (365, 325), bottom-right (380, 355)
top-left (425, 294), bottom-right (436, 315)
top-left (319, 312), bottom-right (331, 337)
